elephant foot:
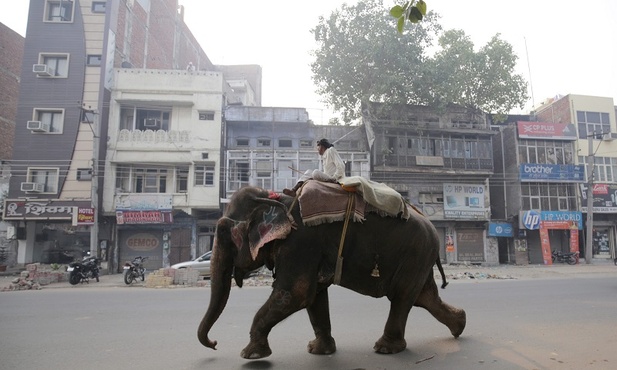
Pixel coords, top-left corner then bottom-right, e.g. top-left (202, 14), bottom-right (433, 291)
top-left (240, 341), bottom-right (272, 360)
top-left (373, 335), bottom-right (406, 354)
top-left (449, 309), bottom-right (467, 338)
top-left (307, 336), bottom-right (337, 355)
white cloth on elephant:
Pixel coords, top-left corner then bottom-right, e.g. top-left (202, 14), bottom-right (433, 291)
top-left (297, 146), bottom-right (345, 183)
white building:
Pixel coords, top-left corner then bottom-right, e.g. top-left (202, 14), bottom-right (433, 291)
top-left (102, 68), bottom-right (225, 270)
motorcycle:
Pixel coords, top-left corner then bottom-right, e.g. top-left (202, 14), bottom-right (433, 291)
top-left (551, 250), bottom-right (579, 265)
top-left (67, 255), bottom-right (101, 285)
top-left (123, 256), bottom-right (148, 284)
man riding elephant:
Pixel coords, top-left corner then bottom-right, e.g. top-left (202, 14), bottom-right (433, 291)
top-left (283, 138), bottom-right (345, 197)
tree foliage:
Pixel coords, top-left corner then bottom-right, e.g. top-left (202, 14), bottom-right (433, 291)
top-left (310, 0), bottom-right (529, 122)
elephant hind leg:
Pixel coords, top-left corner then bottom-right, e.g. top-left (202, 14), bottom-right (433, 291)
top-left (373, 298), bottom-right (412, 354)
top-left (414, 275), bottom-right (467, 338)
top-left (240, 339), bottom-right (272, 359)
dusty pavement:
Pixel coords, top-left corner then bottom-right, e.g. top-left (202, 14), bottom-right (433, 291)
top-left (1, 261), bottom-right (615, 291)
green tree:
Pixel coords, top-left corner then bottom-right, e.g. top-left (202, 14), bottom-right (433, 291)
top-left (430, 30), bottom-right (529, 115)
top-left (311, 0), bottom-right (529, 122)
top-left (311, 0), bottom-right (441, 122)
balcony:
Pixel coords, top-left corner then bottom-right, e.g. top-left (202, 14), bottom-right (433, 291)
top-left (117, 129), bottom-right (191, 144)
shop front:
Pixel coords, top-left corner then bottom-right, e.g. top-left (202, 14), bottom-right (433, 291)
top-left (580, 183), bottom-right (617, 261)
top-left (3, 199), bottom-right (95, 264)
top-left (113, 194), bottom-right (196, 272)
top-left (519, 210), bottom-right (583, 264)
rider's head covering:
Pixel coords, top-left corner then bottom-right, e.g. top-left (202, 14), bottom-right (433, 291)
top-left (317, 138), bottom-right (333, 148)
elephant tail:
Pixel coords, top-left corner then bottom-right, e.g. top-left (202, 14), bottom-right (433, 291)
top-left (435, 258), bottom-right (449, 289)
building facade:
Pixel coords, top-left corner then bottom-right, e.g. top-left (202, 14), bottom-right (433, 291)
top-left (0, 22), bottom-right (25, 268)
top-left (534, 94), bottom-right (617, 262)
top-left (223, 106), bottom-right (370, 201)
top-left (363, 103), bottom-right (498, 265)
top-left (491, 120), bottom-right (583, 264)
top-left (4, 0), bottom-right (215, 267)
top-left (101, 68), bottom-right (226, 272)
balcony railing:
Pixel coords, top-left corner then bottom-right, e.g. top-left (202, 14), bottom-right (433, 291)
top-left (117, 129), bottom-right (191, 144)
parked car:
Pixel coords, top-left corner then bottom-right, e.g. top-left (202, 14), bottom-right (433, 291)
top-left (171, 251), bottom-right (265, 278)
top-left (171, 251), bottom-right (213, 277)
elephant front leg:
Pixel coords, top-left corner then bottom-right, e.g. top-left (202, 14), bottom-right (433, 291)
top-left (240, 288), bottom-right (304, 359)
top-left (306, 288), bottom-right (336, 355)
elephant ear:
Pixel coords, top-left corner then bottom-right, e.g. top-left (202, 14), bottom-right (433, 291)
top-left (246, 204), bottom-right (292, 260)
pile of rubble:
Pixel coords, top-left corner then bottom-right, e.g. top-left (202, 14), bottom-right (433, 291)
top-left (444, 271), bottom-right (518, 281)
top-left (1, 263), bottom-right (68, 291)
top-left (145, 267), bottom-right (203, 288)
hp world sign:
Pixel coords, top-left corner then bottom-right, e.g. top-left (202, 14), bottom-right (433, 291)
top-left (522, 210), bottom-right (541, 230)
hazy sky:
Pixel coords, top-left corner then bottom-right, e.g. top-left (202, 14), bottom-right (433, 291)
top-left (2, 0), bottom-right (616, 124)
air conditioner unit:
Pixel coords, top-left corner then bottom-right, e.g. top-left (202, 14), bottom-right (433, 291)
top-left (32, 64), bottom-right (54, 76)
top-left (27, 120), bottom-right (50, 132)
top-left (21, 182), bottom-right (45, 193)
top-left (144, 118), bottom-right (160, 127)
top-left (603, 133), bottom-right (617, 141)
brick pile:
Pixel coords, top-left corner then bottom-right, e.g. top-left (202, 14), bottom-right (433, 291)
top-left (145, 267), bottom-right (200, 288)
top-left (1, 263), bottom-right (68, 291)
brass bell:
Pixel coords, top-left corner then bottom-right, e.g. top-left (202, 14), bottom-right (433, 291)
top-left (371, 263), bottom-right (380, 278)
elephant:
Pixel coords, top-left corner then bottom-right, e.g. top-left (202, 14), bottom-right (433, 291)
top-left (197, 185), bottom-right (466, 359)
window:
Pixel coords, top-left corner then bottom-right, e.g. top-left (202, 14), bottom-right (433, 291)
top-left (257, 138), bottom-right (271, 147)
top-left (134, 168), bottom-right (167, 193)
top-left (120, 106), bottom-right (171, 131)
top-left (27, 168), bottom-right (59, 193)
top-left (195, 164), bottom-right (215, 186)
top-left (255, 161), bottom-right (271, 177)
top-left (87, 55), bottom-right (102, 66)
top-left (300, 139), bottom-right (313, 148)
top-left (520, 140), bottom-right (575, 165)
top-left (577, 111), bottom-right (611, 138)
top-left (176, 167), bottom-right (189, 193)
top-left (580, 155), bottom-right (617, 183)
top-left (521, 183), bottom-right (576, 211)
top-left (419, 192), bottom-right (444, 204)
top-left (38, 54), bottom-right (69, 77)
top-left (33, 108), bottom-right (64, 133)
top-left (278, 139), bottom-right (292, 148)
top-left (92, 1), bottom-right (106, 13)
top-left (236, 138), bottom-right (249, 146)
top-left (199, 111), bottom-right (215, 120)
top-left (45, 0), bottom-right (74, 22)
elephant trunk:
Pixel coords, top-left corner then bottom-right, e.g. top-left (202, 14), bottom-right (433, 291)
top-left (197, 219), bottom-right (235, 350)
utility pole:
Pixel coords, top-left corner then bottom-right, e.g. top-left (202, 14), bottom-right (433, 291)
top-left (584, 133), bottom-right (596, 264)
top-left (88, 109), bottom-right (100, 259)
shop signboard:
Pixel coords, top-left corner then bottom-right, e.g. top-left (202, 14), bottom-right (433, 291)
top-left (488, 222), bottom-right (513, 237)
top-left (519, 163), bottom-right (585, 182)
top-left (115, 194), bottom-right (173, 225)
top-left (579, 183), bottom-right (617, 213)
top-left (3, 199), bottom-right (92, 220)
top-left (443, 183), bottom-right (489, 220)
top-left (517, 121), bottom-right (577, 140)
top-left (520, 210), bottom-right (583, 230)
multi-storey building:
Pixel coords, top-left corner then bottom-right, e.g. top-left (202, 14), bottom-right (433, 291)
top-left (4, 0), bottom-right (215, 268)
top-left (534, 94), bottom-right (617, 262)
top-left (101, 68), bottom-right (226, 271)
top-left (363, 103), bottom-right (498, 265)
top-left (0, 22), bottom-right (25, 268)
top-left (223, 106), bottom-right (370, 201)
top-left (491, 120), bottom-right (583, 264)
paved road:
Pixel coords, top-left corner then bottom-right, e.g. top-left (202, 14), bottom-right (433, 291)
top-left (1, 267), bottom-right (616, 369)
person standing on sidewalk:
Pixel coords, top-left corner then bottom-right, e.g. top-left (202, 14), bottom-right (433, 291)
top-left (283, 138), bottom-right (345, 197)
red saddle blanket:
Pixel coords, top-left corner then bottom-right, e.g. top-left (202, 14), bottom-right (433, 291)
top-left (297, 181), bottom-right (366, 226)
